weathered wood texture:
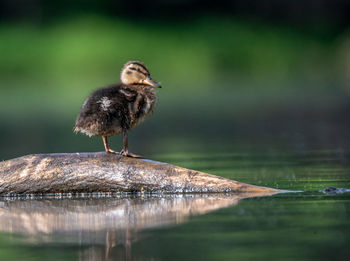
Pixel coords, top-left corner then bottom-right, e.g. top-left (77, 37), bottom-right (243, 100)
top-left (0, 152), bottom-right (283, 195)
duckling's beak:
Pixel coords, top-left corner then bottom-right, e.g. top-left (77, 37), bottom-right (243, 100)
top-left (142, 76), bottom-right (162, 88)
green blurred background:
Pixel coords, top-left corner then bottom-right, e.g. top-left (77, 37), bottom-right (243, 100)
top-left (1, 0), bottom-right (350, 160)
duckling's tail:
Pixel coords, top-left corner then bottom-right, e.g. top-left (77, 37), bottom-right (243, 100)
top-left (73, 126), bottom-right (80, 133)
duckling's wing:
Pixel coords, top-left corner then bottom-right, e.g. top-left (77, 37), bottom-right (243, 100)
top-left (74, 84), bottom-right (137, 136)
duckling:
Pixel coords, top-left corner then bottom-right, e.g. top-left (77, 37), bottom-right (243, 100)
top-left (74, 61), bottom-right (161, 157)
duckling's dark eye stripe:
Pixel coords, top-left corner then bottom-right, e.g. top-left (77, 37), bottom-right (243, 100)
top-left (131, 62), bottom-right (149, 71)
top-left (129, 67), bottom-right (148, 75)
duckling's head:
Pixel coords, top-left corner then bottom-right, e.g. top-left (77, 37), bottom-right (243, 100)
top-left (121, 61), bottom-right (161, 88)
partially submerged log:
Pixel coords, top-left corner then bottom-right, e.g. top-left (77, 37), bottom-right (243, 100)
top-left (0, 152), bottom-right (283, 195)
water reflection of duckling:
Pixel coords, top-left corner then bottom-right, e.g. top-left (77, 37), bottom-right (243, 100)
top-left (74, 61), bottom-right (161, 157)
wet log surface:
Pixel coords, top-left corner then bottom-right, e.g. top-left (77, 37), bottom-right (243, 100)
top-left (0, 152), bottom-right (283, 195)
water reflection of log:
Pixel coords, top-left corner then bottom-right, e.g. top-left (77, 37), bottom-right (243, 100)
top-left (0, 193), bottom-right (276, 260)
top-left (0, 152), bottom-right (282, 194)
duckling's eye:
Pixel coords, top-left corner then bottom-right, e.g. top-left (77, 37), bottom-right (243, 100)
top-left (126, 70), bottom-right (132, 75)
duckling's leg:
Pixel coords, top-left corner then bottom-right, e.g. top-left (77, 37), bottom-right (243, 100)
top-left (102, 136), bottom-right (118, 154)
top-left (119, 129), bottom-right (142, 158)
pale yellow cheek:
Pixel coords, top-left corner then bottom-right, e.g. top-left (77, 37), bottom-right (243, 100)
top-left (121, 73), bottom-right (129, 84)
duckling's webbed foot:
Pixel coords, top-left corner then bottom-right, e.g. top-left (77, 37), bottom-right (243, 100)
top-left (106, 148), bottom-right (118, 154)
top-left (120, 129), bottom-right (143, 158)
top-left (119, 149), bottom-right (142, 158)
top-left (102, 136), bottom-right (118, 154)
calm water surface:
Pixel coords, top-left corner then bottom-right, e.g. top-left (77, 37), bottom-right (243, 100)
top-left (0, 150), bottom-right (349, 261)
